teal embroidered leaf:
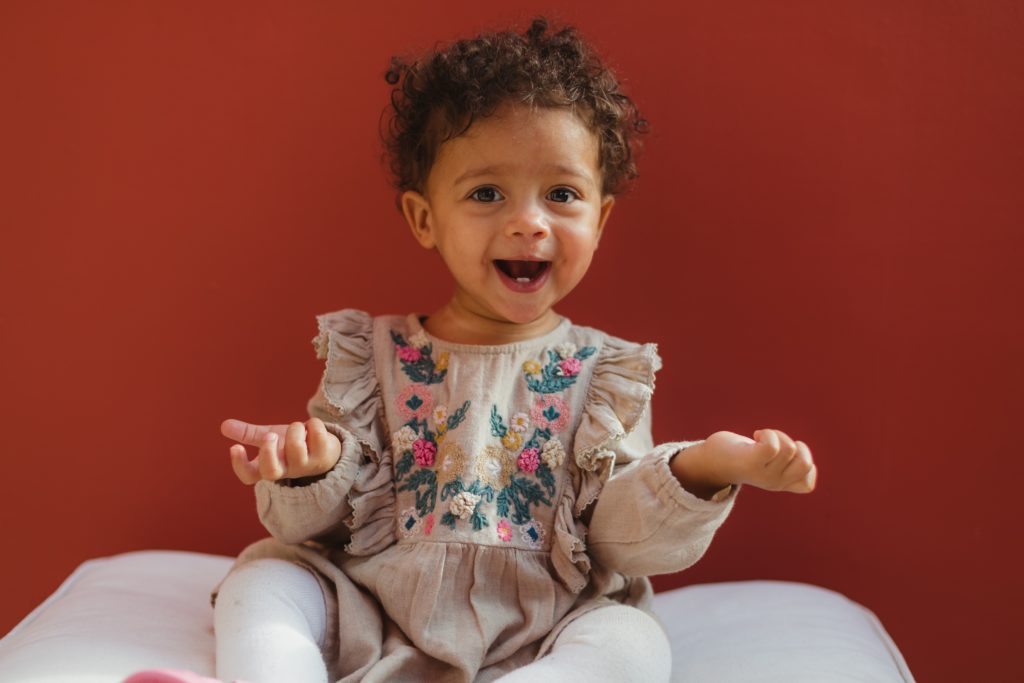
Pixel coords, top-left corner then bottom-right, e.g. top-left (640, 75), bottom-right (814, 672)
top-left (576, 346), bottom-right (597, 360)
top-left (406, 395), bottom-right (423, 411)
top-left (395, 451), bottom-right (414, 481)
top-left (440, 512), bottom-right (457, 529)
top-left (499, 476), bottom-right (551, 525)
top-left (441, 479), bottom-right (464, 501)
top-left (537, 462), bottom-right (556, 497)
top-left (471, 509), bottom-right (488, 531)
top-left (390, 331), bottom-right (406, 346)
top-left (446, 400), bottom-right (471, 432)
top-left (490, 405), bottom-right (508, 437)
top-left (467, 479), bottom-right (496, 502)
top-left (398, 468), bottom-right (437, 517)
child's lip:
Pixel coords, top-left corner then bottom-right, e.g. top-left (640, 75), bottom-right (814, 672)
top-left (493, 260), bottom-right (551, 293)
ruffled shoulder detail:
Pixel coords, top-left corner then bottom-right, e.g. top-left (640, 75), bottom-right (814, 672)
top-left (309, 309), bottom-right (383, 452)
top-left (550, 331), bottom-right (661, 593)
top-left (309, 309), bottom-right (395, 556)
top-left (573, 333), bottom-right (661, 477)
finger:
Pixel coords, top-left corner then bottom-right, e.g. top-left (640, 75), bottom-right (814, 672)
top-left (285, 421), bottom-right (310, 473)
top-left (307, 417), bottom-right (341, 471)
top-left (782, 445), bottom-right (815, 491)
top-left (754, 429), bottom-right (781, 467)
top-left (229, 444), bottom-right (260, 485)
top-left (258, 432), bottom-right (285, 481)
top-left (221, 419), bottom-right (284, 448)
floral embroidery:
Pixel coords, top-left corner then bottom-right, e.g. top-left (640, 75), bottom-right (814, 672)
top-left (439, 478), bottom-right (496, 531)
top-left (501, 431), bottom-right (523, 451)
top-left (530, 395), bottom-right (570, 433)
top-left (399, 508), bottom-right (422, 537)
top-left (437, 442), bottom-right (467, 484)
top-left (523, 346), bottom-right (597, 394)
top-left (496, 474), bottom-right (552, 524)
top-left (509, 412), bottom-right (529, 433)
top-left (517, 447), bottom-right (540, 473)
top-left (392, 425), bottom-right (417, 453)
top-left (555, 342), bottom-right (577, 359)
top-left (394, 394), bottom-right (472, 517)
top-left (413, 438), bottom-right (436, 466)
top-left (541, 438), bottom-right (566, 469)
top-left (408, 329), bottom-right (430, 349)
top-left (392, 330), bottom-right (448, 385)
top-left (423, 513), bottom-right (435, 535)
top-left (449, 491), bottom-right (481, 519)
top-left (522, 360), bottom-right (542, 376)
top-left (496, 519), bottom-right (513, 542)
top-left (520, 519), bottom-right (546, 549)
top-left (396, 384), bottom-right (434, 421)
top-left (432, 405), bottom-right (449, 425)
top-left (475, 443), bottom-right (515, 489)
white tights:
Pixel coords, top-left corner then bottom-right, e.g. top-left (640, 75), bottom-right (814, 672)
top-left (213, 559), bottom-right (671, 683)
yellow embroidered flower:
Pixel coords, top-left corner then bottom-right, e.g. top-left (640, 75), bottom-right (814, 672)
top-left (501, 431), bottom-right (523, 451)
top-left (437, 442), bottom-right (467, 484)
top-left (435, 431), bottom-right (446, 444)
top-left (435, 352), bottom-right (450, 371)
top-left (475, 444), bottom-right (514, 489)
top-left (522, 360), bottom-right (542, 375)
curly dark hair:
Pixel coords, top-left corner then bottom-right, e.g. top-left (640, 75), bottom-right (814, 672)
top-left (381, 17), bottom-right (647, 202)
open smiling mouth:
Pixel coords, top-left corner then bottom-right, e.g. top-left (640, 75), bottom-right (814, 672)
top-left (493, 260), bottom-right (552, 291)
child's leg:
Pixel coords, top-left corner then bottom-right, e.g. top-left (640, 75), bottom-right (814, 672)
top-left (494, 605), bottom-right (671, 683)
top-left (214, 558), bottom-right (329, 683)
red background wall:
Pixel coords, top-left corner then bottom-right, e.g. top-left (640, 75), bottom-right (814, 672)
top-left (1, 2), bottom-right (1021, 681)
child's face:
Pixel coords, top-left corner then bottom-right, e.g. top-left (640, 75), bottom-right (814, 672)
top-left (401, 104), bottom-right (614, 327)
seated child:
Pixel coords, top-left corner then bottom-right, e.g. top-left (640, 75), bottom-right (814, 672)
top-left (126, 15), bottom-right (816, 683)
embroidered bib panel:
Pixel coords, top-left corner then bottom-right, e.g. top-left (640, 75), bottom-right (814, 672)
top-left (377, 315), bottom-right (598, 552)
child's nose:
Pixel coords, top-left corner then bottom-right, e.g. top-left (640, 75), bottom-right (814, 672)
top-left (505, 204), bottom-right (551, 240)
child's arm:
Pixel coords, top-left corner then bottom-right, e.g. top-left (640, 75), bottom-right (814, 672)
top-left (669, 428), bottom-right (817, 500)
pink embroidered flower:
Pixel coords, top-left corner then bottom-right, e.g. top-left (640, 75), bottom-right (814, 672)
top-left (559, 357), bottom-right (582, 377)
top-left (398, 346), bottom-right (422, 363)
top-left (497, 519), bottom-right (513, 542)
top-left (413, 438), bottom-right (436, 467)
top-left (396, 383), bottom-right (433, 420)
top-left (517, 447), bottom-right (540, 473)
top-left (423, 514), bottom-right (435, 536)
top-left (530, 395), bottom-right (570, 433)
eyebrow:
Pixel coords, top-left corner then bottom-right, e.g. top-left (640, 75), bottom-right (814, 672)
top-left (453, 164), bottom-right (595, 186)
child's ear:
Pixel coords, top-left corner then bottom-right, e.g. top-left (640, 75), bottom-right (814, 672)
top-left (401, 190), bottom-right (435, 249)
top-left (594, 195), bottom-right (615, 247)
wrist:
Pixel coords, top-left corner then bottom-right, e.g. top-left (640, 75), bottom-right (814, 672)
top-left (669, 440), bottom-right (735, 500)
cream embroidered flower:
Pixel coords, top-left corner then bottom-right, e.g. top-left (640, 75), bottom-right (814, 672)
top-left (437, 442), bottom-right (467, 484)
top-left (432, 405), bottom-right (449, 425)
top-left (541, 438), bottom-right (566, 469)
top-left (555, 342), bottom-right (578, 359)
top-left (475, 444), bottom-right (514, 489)
top-left (408, 330), bottom-right (430, 349)
top-left (449, 491), bottom-right (481, 520)
top-left (509, 412), bottom-right (529, 433)
top-left (392, 425), bottom-right (418, 453)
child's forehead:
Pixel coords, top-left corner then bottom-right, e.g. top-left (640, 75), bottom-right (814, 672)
top-left (434, 105), bottom-right (601, 172)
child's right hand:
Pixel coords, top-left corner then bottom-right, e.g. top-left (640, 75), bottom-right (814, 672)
top-left (220, 417), bottom-right (341, 485)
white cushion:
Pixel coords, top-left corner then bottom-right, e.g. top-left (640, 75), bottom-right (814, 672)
top-left (0, 551), bottom-right (914, 682)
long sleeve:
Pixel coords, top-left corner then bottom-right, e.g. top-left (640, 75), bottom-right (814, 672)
top-left (585, 410), bottom-right (738, 576)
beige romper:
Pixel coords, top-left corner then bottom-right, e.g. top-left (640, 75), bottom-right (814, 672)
top-left (219, 309), bottom-right (738, 682)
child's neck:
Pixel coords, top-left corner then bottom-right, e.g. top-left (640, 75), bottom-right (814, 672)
top-left (423, 300), bottom-right (562, 346)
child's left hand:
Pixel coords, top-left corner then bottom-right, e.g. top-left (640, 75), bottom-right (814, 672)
top-left (704, 429), bottom-right (817, 493)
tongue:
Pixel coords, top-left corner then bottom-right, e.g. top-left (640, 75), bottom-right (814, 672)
top-left (501, 260), bottom-right (543, 279)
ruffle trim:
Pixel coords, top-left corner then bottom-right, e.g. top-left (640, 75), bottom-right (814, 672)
top-left (551, 333), bottom-right (662, 593)
top-left (311, 309), bottom-right (396, 556)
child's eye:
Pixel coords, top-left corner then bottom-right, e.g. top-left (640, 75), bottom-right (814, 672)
top-left (469, 186), bottom-right (503, 203)
top-left (547, 187), bottom-right (580, 203)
